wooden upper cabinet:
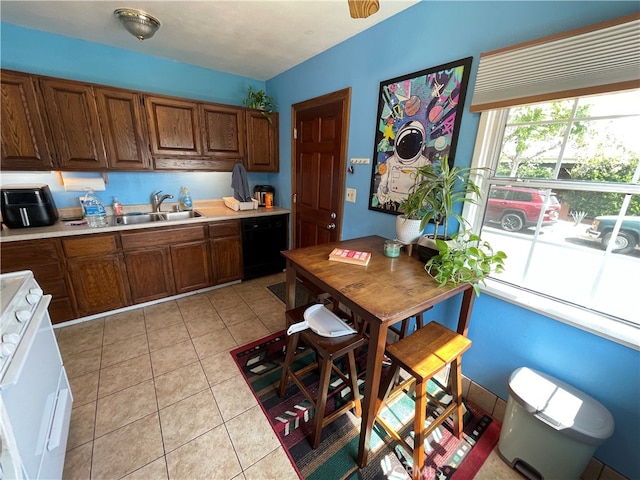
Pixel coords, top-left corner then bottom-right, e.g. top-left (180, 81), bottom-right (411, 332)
top-left (39, 78), bottom-right (108, 169)
top-left (1, 70), bottom-right (55, 170)
top-left (1, 70), bottom-right (280, 173)
top-left (144, 95), bottom-right (202, 157)
top-left (245, 110), bottom-right (279, 172)
top-left (95, 87), bottom-right (152, 170)
top-left (201, 104), bottom-right (245, 161)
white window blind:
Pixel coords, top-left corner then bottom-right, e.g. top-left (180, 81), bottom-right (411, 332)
top-left (470, 13), bottom-right (640, 112)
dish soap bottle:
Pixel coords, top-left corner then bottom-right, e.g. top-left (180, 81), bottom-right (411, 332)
top-left (81, 189), bottom-right (108, 227)
top-left (180, 187), bottom-right (193, 211)
top-left (112, 197), bottom-right (124, 216)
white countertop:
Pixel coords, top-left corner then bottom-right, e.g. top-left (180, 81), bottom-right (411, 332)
top-left (0, 199), bottom-right (289, 242)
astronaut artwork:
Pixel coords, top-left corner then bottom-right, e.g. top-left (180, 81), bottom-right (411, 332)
top-left (368, 57), bottom-right (473, 215)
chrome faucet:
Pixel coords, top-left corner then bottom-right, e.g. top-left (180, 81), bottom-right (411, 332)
top-left (151, 191), bottom-right (174, 212)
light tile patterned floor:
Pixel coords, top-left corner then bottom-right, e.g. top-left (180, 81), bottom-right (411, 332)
top-left (58, 272), bottom-right (523, 479)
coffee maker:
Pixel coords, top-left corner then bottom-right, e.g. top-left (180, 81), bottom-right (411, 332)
top-left (253, 185), bottom-right (275, 207)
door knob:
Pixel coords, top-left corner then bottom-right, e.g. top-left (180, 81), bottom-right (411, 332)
top-left (330, 212), bottom-right (337, 219)
top-left (327, 223), bottom-right (336, 230)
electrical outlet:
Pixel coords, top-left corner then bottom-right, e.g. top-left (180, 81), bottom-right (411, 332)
top-left (346, 188), bottom-right (356, 203)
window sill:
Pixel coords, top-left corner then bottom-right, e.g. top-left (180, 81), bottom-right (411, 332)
top-left (482, 279), bottom-right (640, 351)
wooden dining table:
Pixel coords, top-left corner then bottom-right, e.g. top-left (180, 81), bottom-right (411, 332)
top-left (281, 235), bottom-right (476, 468)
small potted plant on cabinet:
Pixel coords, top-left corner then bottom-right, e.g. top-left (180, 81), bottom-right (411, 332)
top-left (243, 86), bottom-right (278, 123)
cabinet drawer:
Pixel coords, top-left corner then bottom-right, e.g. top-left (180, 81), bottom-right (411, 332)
top-left (62, 234), bottom-right (119, 258)
top-left (1, 239), bottom-right (62, 269)
top-left (208, 220), bottom-right (240, 238)
top-left (121, 225), bottom-right (206, 250)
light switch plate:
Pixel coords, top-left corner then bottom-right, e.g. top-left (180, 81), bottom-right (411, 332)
top-left (346, 188), bottom-right (356, 203)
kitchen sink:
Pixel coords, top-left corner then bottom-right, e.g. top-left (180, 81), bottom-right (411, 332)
top-left (115, 210), bottom-right (202, 225)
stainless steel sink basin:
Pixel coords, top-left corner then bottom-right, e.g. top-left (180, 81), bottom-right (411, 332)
top-left (115, 210), bottom-right (202, 225)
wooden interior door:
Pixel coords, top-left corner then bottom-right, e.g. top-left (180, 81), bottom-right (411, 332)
top-left (292, 88), bottom-right (350, 248)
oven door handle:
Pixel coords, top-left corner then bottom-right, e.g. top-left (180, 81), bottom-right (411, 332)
top-left (47, 385), bottom-right (71, 451)
top-left (0, 295), bottom-right (52, 388)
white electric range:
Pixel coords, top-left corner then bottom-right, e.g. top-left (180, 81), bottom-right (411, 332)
top-left (0, 270), bottom-right (73, 479)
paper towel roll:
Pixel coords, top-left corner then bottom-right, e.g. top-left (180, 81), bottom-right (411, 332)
top-left (63, 177), bottom-right (106, 192)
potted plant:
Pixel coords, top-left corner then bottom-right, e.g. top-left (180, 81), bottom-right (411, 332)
top-left (425, 230), bottom-right (507, 296)
top-left (398, 158), bottom-right (483, 259)
top-left (243, 86), bottom-right (278, 123)
top-left (395, 184), bottom-right (427, 245)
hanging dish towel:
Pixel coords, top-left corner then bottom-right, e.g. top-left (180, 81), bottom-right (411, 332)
top-left (231, 162), bottom-right (252, 201)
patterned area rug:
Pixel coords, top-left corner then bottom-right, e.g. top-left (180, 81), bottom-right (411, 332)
top-left (231, 331), bottom-right (501, 480)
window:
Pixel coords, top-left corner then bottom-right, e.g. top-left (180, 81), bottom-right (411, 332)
top-left (468, 90), bottom-right (640, 344)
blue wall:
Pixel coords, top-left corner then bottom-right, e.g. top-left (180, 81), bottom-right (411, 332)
top-left (266, 2), bottom-right (639, 477)
top-left (2, 3), bottom-right (639, 477)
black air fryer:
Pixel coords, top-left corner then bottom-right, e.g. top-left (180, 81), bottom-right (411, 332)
top-left (1, 184), bottom-right (59, 228)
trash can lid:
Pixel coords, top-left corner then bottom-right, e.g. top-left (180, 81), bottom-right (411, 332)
top-left (507, 367), bottom-right (615, 445)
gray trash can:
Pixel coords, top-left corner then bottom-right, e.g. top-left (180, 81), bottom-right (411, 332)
top-left (498, 367), bottom-right (614, 480)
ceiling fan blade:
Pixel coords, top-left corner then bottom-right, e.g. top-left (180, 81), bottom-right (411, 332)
top-left (348, 0), bottom-right (380, 19)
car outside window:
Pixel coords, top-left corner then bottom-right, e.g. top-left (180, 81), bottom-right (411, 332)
top-left (468, 90), bottom-right (640, 339)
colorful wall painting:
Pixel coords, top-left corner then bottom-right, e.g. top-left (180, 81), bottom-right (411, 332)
top-left (368, 57), bottom-right (473, 215)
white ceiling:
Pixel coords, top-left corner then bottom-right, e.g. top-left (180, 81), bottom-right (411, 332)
top-left (0, 0), bottom-right (419, 80)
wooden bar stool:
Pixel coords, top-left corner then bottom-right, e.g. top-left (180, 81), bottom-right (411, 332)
top-left (278, 303), bottom-right (365, 448)
top-left (375, 321), bottom-right (472, 480)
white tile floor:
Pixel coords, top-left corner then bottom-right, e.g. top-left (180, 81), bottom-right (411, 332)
top-left (57, 272), bottom-right (622, 480)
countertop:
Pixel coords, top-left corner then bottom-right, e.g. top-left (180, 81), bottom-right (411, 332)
top-left (0, 199), bottom-right (289, 242)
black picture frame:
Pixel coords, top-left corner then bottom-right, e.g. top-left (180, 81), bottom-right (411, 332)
top-left (368, 57), bottom-right (473, 215)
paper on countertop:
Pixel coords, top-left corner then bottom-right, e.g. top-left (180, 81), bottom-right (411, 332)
top-left (65, 219), bottom-right (88, 226)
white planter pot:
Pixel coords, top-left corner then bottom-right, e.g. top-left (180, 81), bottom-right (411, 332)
top-left (416, 234), bottom-right (455, 262)
top-left (395, 216), bottom-right (423, 245)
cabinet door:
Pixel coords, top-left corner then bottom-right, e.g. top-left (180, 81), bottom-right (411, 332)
top-left (40, 78), bottom-right (107, 169)
top-left (0, 238), bottom-right (75, 324)
top-left (170, 240), bottom-right (211, 293)
top-left (210, 236), bottom-right (243, 284)
top-left (245, 110), bottom-right (279, 172)
top-left (67, 254), bottom-right (129, 316)
top-left (95, 87), bottom-right (152, 170)
top-left (145, 95), bottom-right (202, 157)
top-left (201, 104), bottom-right (245, 161)
top-left (1, 70), bottom-right (54, 170)
top-left (124, 247), bottom-right (175, 304)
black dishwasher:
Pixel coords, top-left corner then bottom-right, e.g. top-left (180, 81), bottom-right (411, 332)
top-left (241, 214), bottom-right (288, 280)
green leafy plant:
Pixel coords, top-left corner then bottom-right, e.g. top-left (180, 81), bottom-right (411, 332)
top-left (400, 158), bottom-right (484, 238)
top-left (242, 86), bottom-right (277, 122)
top-left (425, 230), bottom-right (507, 296)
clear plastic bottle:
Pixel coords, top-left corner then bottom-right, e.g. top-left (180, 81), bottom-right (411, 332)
top-left (180, 187), bottom-right (193, 211)
top-left (81, 189), bottom-right (108, 227)
top-left (112, 197), bottom-right (124, 216)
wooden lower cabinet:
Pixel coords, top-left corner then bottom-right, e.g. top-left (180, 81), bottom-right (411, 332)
top-left (171, 240), bottom-right (211, 292)
top-left (1, 218), bottom-right (247, 321)
top-left (209, 220), bottom-right (243, 284)
top-left (121, 224), bottom-right (211, 304)
top-left (123, 247), bottom-right (174, 304)
top-left (62, 234), bottom-right (129, 316)
top-left (0, 238), bottom-right (75, 324)
top-left (66, 254), bottom-right (129, 316)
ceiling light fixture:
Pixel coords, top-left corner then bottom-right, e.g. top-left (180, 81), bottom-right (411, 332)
top-left (114, 8), bottom-right (161, 42)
